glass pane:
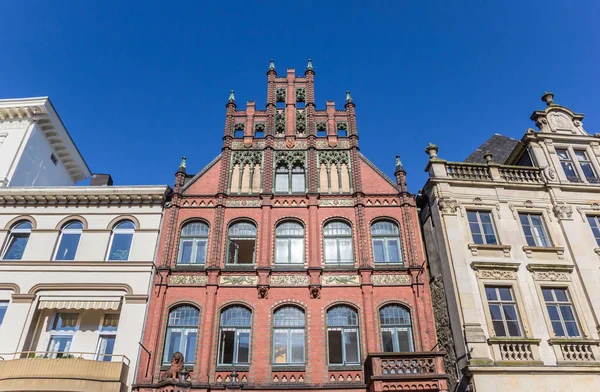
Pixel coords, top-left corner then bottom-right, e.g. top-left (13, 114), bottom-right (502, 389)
top-left (276, 222), bottom-right (304, 236)
top-left (506, 321), bottom-right (521, 337)
top-left (488, 304), bottom-right (502, 320)
top-left (273, 330), bottom-right (288, 363)
top-left (327, 306), bottom-right (358, 326)
top-left (481, 223), bottom-right (497, 245)
top-left (48, 336), bottom-right (72, 357)
top-left (195, 240), bottom-right (207, 263)
top-left (397, 329), bottom-right (413, 352)
top-left (108, 234), bottom-right (132, 260)
top-left (324, 238), bottom-right (338, 263)
top-left (98, 336), bottom-right (116, 361)
top-left (467, 211), bottom-right (479, 224)
top-left (237, 331), bottom-right (250, 363)
top-left (551, 321), bottom-right (565, 337)
top-left (372, 240), bottom-right (385, 263)
top-left (381, 330), bottom-right (394, 352)
top-left (542, 288), bottom-right (554, 302)
top-left (561, 162), bottom-right (579, 180)
top-left (179, 240), bottom-right (193, 264)
top-left (324, 221), bottom-right (352, 236)
top-left (485, 287), bottom-right (498, 301)
top-left (291, 172), bottom-right (305, 192)
top-left (387, 239), bottom-right (401, 263)
top-left (115, 220), bottom-right (135, 230)
top-left (581, 163), bottom-right (597, 180)
top-left (275, 239), bottom-right (289, 264)
top-left (273, 307), bottom-right (305, 327)
top-left (53, 313), bottom-right (78, 331)
top-left (3, 234), bottom-right (29, 260)
top-left (233, 239), bottom-right (255, 264)
top-left (290, 238), bottom-right (303, 263)
top-left (164, 329), bottom-right (181, 363)
top-left (470, 223), bottom-right (483, 244)
top-left (13, 221), bottom-right (32, 230)
top-left (559, 305), bottom-right (575, 321)
top-left (556, 149), bottom-right (569, 160)
top-left (492, 320), bottom-right (506, 336)
top-left (554, 289), bottom-right (568, 302)
top-left (221, 306), bottom-right (252, 327)
top-left (380, 305), bottom-right (411, 326)
top-left (275, 173), bottom-right (288, 193)
top-left (338, 238), bottom-right (353, 263)
top-left (547, 305), bottom-right (560, 321)
top-left (228, 222), bottom-right (256, 237)
top-left (0, 302), bottom-right (7, 324)
top-left (479, 212), bottom-right (492, 224)
top-left (565, 321), bottom-right (580, 337)
top-left (55, 233), bottom-right (81, 261)
top-left (290, 331), bottom-right (305, 363)
top-left (519, 214), bottom-right (530, 226)
top-left (184, 331), bottom-right (197, 363)
top-left (181, 222), bottom-right (209, 237)
top-left (502, 304), bottom-right (518, 321)
top-left (371, 221), bottom-right (399, 235)
top-left (498, 288), bottom-right (512, 301)
top-left (328, 330), bottom-right (343, 364)
top-left (219, 330), bottom-right (235, 364)
top-left (344, 330), bottom-right (359, 363)
top-left (169, 306), bottom-right (199, 326)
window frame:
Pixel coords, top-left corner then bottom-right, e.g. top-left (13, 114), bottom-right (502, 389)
top-left (218, 306), bottom-right (253, 366)
top-left (272, 306), bottom-right (306, 365)
top-left (379, 305), bottom-right (415, 352)
top-left (370, 220), bottom-right (403, 264)
top-left (323, 221), bottom-right (354, 264)
top-left (540, 286), bottom-right (582, 338)
top-left (96, 313), bottom-right (119, 361)
top-left (518, 212), bottom-right (552, 247)
top-left (326, 306), bottom-right (361, 366)
top-left (483, 286), bottom-right (524, 338)
top-left (0, 301), bottom-right (8, 325)
top-left (466, 210), bottom-right (498, 245)
top-left (274, 163), bottom-right (306, 194)
top-left (53, 220), bottom-right (84, 261)
top-left (177, 221), bottom-right (209, 265)
top-left (162, 306), bottom-right (199, 365)
top-left (274, 221), bottom-right (305, 264)
top-left (47, 312), bottom-right (80, 358)
top-left (1, 220), bottom-right (33, 260)
top-left (226, 221), bottom-right (257, 265)
top-left (106, 220), bottom-right (135, 261)
top-left (587, 215), bottom-right (600, 247)
top-left (555, 145), bottom-right (600, 184)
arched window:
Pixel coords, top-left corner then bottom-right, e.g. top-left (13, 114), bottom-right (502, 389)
top-left (273, 306), bottom-right (305, 364)
top-left (107, 220), bottom-right (135, 261)
top-left (323, 221), bottom-right (353, 264)
top-left (380, 305), bottom-right (414, 352)
top-left (275, 221), bottom-right (304, 264)
top-left (178, 221), bottom-right (209, 264)
top-left (218, 306), bottom-right (252, 365)
top-left (327, 306), bottom-right (360, 365)
top-left (274, 164), bottom-right (306, 193)
top-left (163, 306), bottom-right (199, 365)
top-left (2, 220), bottom-right (32, 260)
top-left (371, 221), bottom-right (402, 264)
top-left (54, 221), bottom-right (83, 261)
top-left (227, 222), bottom-right (256, 265)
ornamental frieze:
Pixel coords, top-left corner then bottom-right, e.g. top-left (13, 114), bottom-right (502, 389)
top-left (372, 274), bottom-right (411, 285)
top-left (318, 199), bottom-right (354, 207)
top-left (321, 274), bottom-right (360, 286)
top-left (219, 275), bottom-right (258, 286)
top-left (471, 262), bottom-right (520, 280)
top-left (273, 140), bottom-right (307, 149)
top-left (225, 199), bottom-right (262, 207)
top-left (270, 275), bottom-right (309, 286)
top-left (181, 199), bottom-right (214, 207)
top-left (527, 264), bottom-right (573, 282)
top-left (231, 140), bottom-right (266, 149)
top-left (170, 275), bottom-right (207, 285)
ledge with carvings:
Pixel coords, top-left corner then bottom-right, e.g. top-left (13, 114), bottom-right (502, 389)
top-left (467, 243), bottom-right (511, 257)
top-left (522, 245), bottom-right (565, 259)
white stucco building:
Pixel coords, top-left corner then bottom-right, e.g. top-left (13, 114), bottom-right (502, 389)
top-left (0, 97), bottom-right (170, 392)
top-left (0, 97), bottom-right (90, 187)
top-left (419, 93), bottom-right (600, 391)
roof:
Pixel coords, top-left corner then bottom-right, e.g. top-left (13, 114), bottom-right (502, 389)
top-left (182, 153), bottom-right (222, 192)
top-left (358, 152), bottom-right (398, 188)
top-left (464, 134), bottom-right (520, 164)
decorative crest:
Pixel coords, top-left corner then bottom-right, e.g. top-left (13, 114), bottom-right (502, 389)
top-left (269, 59), bottom-right (275, 71)
top-left (306, 59), bottom-right (313, 70)
top-left (228, 90), bottom-right (235, 103)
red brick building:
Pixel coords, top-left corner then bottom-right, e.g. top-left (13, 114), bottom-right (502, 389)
top-left (134, 61), bottom-right (447, 392)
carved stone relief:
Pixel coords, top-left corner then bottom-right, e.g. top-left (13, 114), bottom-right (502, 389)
top-left (170, 275), bottom-right (208, 285)
top-left (274, 150), bottom-right (306, 168)
top-left (475, 269), bottom-right (516, 280)
top-left (553, 203), bottom-right (573, 220)
top-left (296, 109), bottom-right (306, 135)
top-left (318, 199), bottom-right (354, 207)
top-left (276, 88), bottom-right (286, 102)
top-left (438, 197), bottom-right (461, 216)
top-left (270, 275), bottom-right (309, 286)
top-left (321, 275), bottom-right (360, 285)
top-left (371, 274), bottom-right (411, 285)
top-left (295, 88), bottom-right (306, 103)
top-left (275, 109), bottom-right (285, 136)
top-left (219, 275), bottom-right (258, 286)
top-left (225, 199), bottom-right (262, 207)
top-left (231, 151), bottom-right (262, 166)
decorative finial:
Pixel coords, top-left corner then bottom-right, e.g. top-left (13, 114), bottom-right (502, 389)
top-left (395, 155), bottom-right (403, 169)
top-left (180, 156), bottom-right (187, 169)
top-left (346, 91), bottom-right (353, 103)
top-left (269, 59), bottom-right (275, 71)
top-left (541, 91), bottom-right (555, 106)
top-left (228, 90), bottom-right (235, 103)
top-left (307, 59), bottom-right (313, 70)
top-left (425, 142), bottom-right (439, 159)
top-left (483, 151), bottom-right (493, 164)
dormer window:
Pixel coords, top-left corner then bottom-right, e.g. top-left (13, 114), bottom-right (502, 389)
top-left (556, 149), bottom-right (580, 182)
top-left (574, 150), bottom-right (599, 183)
top-left (556, 147), bottom-right (599, 183)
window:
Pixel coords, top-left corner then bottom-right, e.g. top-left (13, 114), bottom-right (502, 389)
top-left (54, 221), bottom-right (83, 261)
top-left (107, 220), bottom-right (135, 261)
top-left (371, 221), bottom-right (402, 264)
top-left (574, 150), bottom-right (599, 183)
top-left (2, 220), bottom-right (32, 260)
top-left (274, 164), bottom-right (306, 194)
top-left (380, 305), bottom-right (414, 352)
top-left (317, 129), bottom-right (327, 137)
top-left (178, 222), bottom-right (209, 264)
top-left (273, 306), bottom-right (305, 365)
top-left (163, 306), bottom-right (199, 365)
top-left (542, 288), bottom-right (580, 337)
top-left (556, 149), bottom-right (580, 182)
top-left (47, 313), bottom-right (78, 358)
top-left (587, 216), bottom-right (600, 247)
top-left (0, 301), bottom-right (7, 325)
top-left (275, 222), bottom-right (304, 264)
top-left (324, 221), bottom-right (354, 264)
top-left (467, 211), bottom-right (497, 245)
top-left (519, 213), bottom-right (551, 247)
top-left (485, 287), bottom-right (522, 337)
top-left (97, 314), bottom-right (119, 361)
top-left (338, 129), bottom-right (347, 137)
top-left (234, 130), bottom-right (244, 138)
top-left (227, 222), bottom-right (256, 264)
top-left (218, 306), bottom-right (252, 365)
top-left (327, 306), bottom-right (360, 365)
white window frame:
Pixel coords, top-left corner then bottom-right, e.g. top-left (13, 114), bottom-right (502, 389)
top-left (555, 145), bottom-right (600, 184)
top-left (105, 221), bottom-right (135, 261)
top-left (323, 221), bottom-right (354, 264)
top-left (95, 313), bottom-right (119, 361)
top-left (466, 210), bottom-right (499, 245)
top-left (47, 312), bottom-right (80, 358)
top-left (177, 222), bottom-right (209, 265)
top-left (53, 221), bottom-right (83, 261)
top-left (518, 212), bottom-right (552, 247)
top-left (275, 222), bottom-right (304, 264)
top-left (1, 220), bottom-right (32, 260)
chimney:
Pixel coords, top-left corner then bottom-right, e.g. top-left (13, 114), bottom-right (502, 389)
top-left (90, 174), bottom-right (113, 186)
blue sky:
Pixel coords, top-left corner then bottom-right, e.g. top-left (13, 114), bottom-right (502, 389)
top-left (1, 1), bottom-right (598, 192)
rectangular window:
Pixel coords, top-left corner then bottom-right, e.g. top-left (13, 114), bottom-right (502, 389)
top-left (47, 313), bottom-right (78, 358)
top-left (275, 172), bottom-right (288, 193)
top-left (291, 172), bottom-right (305, 192)
top-left (542, 288), bottom-right (580, 337)
top-left (327, 328), bottom-right (360, 365)
top-left (218, 328), bottom-right (250, 365)
top-left (587, 216), bottom-right (600, 247)
top-left (467, 211), bottom-right (498, 245)
top-left (485, 286), bottom-right (523, 337)
top-left (556, 149), bottom-right (580, 182)
top-left (273, 329), bottom-right (305, 364)
top-left (227, 239), bottom-right (255, 264)
top-left (0, 301), bottom-right (7, 325)
top-left (519, 213), bottom-right (551, 247)
top-left (2, 234), bottom-right (29, 260)
top-left (165, 328), bottom-right (197, 364)
top-left (574, 150), bottom-right (599, 183)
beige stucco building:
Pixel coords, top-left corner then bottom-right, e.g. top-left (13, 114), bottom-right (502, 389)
top-left (418, 93), bottom-right (600, 391)
top-left (0, 97), bottom-right (170, 392)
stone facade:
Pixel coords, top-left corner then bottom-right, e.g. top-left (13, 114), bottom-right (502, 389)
top-left (133, 61), bottom-right (446, 392)
top-left (419, 93), bottom-right (600, 391)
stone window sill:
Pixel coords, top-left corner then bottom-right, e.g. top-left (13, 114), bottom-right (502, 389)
top-left (328, 364), bottom-right (362, 371)
top-left (488, 337), bottom-right (541, 345)
top-left (271, 365), bottom-right (306, 372)
top-left (548, 338), bottom-right (600, 345)
top-left (223, 264), bottom-right (256, 271)
top-left (173, 264), bottom-right (206, 271)
top-left (522, 246), bottom-right (565, 259)
top-left (215, 365), bottom-right (249, 372)
top-left (468, 243), bottom-right (511, 257)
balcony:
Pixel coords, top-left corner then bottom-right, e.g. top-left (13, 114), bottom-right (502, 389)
top-left (0, 351), bottom-right (129, 392)
top-left (444, 162), bottom-right (544, 184)
top-left (365, 352), bottom-right (448, 392)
